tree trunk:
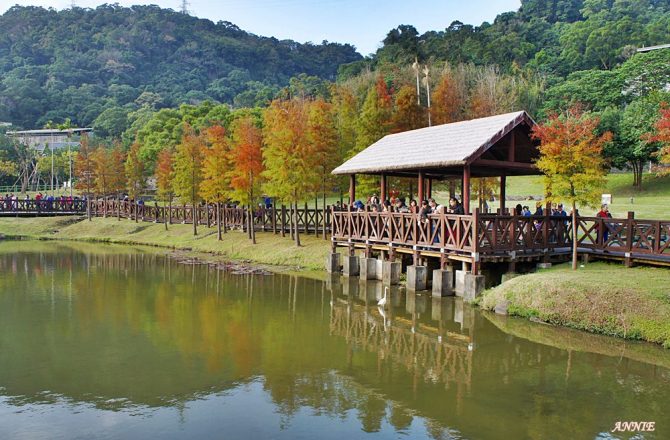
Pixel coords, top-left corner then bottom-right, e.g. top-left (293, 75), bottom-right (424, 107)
top-left (193, 204), bottom-right (198, 236)
top-left (251, 206), bottom-right (256, 244)
top-left (217, 202), bottom-right (222, 240)
top-left (293, 200), bottom-right (301, 246)
top-left (572, 201), bottom-right (578, 270)
top-left (289, 203), bottom-right (294, 240)
top-left (247, 206), bottom-right (252, 239)
top-left (322, 190), bottom-right (327, 240)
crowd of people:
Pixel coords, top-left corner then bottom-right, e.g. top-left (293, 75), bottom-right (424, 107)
top-left (2, 193), bottom-right (86, 211)
top-left (334, 194), bottom-right (467, 217)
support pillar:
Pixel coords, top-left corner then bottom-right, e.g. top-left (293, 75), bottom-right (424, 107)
top-left (455, 270), bottom-right (466, 297)
top-left (326, 253), bottom-right (341, 273)
top-left (418, 171), bottom-right (425, 202)
top-left (432, 268), bottom-right (454, 297)
top-left (407, 265), bottom-right (427, 291)
top-left (500, 174), bottom-right (506, 213)
top-left (343, 255), bottom-right (360, 277)
top-left (463, 165), bottom-right (471, 214)
top-left (349, 174), bottom-right (356, 205)
top-left (464, 273), bottom-right (485, 303)
top-left (380, 173), bottom-right (387, 203)
top-left (360, 257), bottom-right (376, 280)
top-left (382, 261), bottom-right (401, 285)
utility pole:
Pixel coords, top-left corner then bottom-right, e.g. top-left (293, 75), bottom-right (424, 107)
top-left (423, 65), bottom-right (432, 127)
top-left (180, 0), bottom-right (190, 14)
top-left (412, 58), bottom-right (420, 106)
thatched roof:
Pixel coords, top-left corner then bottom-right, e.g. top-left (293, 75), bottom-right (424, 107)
top-left (332, 111), bottom-right (535, 175)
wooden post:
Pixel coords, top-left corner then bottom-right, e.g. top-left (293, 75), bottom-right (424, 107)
top-left (472, 208), bottom-right (480, 275)
top-left (508, 130), bottom-right (516, 162)
top-left (418, 171), bottom-right (425, 202)
top-left (272, 205), bottom-right (277, 234)
top-left (500, 174), bottom-right (506, 213)
top-left (349, 174), bottom-right (356, 205)
top-left (625, 211), bottom-right (634, 267)
top-left (463, 165), bottom-right (471, 215)
top-left (304, 202), bottom-right (308, 234)
top-left (380, 173), bottom-right (387, 202)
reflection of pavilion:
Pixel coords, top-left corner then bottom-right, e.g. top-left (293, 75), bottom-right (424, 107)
top-left (328, 276), bottom-right (474, 391)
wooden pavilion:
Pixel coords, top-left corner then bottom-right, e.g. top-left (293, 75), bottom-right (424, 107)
top-left (332, 111), bottom-right (541, 213)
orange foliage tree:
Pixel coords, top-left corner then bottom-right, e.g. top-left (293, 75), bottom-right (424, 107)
top-left (649, 105), bottom-right (670, 171)
top-left (307, 98), bottom-right (339, 215)
top-left (431, 69), bottom-right (464, 125)
top-left (532, 105), bottom-right (612, 270)
top-left (155, 149), bottom-right (174, 202)
top-left (125, 142), bottom-right (145, 221)
top-left (263, 98), bottom-right (312, 246)
top-left (200, 125), bottom-right (232, 240)
top-left (74, 133), bottom-right (94, 197)
top-left (91, 144), bottom-right (125, 197)
top-left (230, 117), bottom-right (264, 244)
top-left (391, 84), bottom-right (425, 133)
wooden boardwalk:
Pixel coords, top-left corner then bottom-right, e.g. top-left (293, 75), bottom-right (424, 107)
top-left (331, 209), bottom-right (670, 269)
top-left (3, 198), bottom-right (669, 268)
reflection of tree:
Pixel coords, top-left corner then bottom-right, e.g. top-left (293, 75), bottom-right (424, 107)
top-left (0, 244), bottom-right (669, 440)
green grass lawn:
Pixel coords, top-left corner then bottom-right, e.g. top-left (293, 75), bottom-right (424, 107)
top-left (479, 262), bottom-right (670, 348)
top-left (0, 216), bottom-right (333, 271)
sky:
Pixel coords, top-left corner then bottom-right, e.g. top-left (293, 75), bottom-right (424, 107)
top-left (0, 0), bottom-right (522, 55)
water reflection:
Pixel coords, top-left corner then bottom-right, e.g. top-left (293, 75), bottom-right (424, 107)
top-left (0, 242), bottom-right (669, 439)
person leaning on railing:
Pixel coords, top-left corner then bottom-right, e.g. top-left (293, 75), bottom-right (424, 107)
top-left (447, 197), bottom-right (464, 215)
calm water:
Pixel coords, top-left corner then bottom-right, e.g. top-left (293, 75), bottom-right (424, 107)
top-left (0, 242), bottom-right (668, 440)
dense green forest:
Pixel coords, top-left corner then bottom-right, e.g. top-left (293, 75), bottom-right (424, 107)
top-left (1, 0), bottom-right (670, 193)
top-left (341, 0), bottom-right (670, 80)
top-left (0, 4), bottom-right (361, 128)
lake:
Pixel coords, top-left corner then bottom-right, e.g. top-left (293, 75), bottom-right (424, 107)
top-left (0, 242), bottom-right (668, 439)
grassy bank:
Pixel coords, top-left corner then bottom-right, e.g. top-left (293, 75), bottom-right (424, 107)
top-left (479, 262), bottom-right (670, 348)
top-left (0, 216), bottom-right (332, 271)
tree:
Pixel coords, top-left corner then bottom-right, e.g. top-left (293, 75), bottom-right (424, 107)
top-left (172, 124), bottom-right (205, 236)
top-left (391, 85), bottom-right (425, 133)
top-left (155, 148), bottom-right (174, 202)
top-left (647, 104), bottom-right (670, 172)
top-left (200, 125), bottom-right (232, 240)
top-left (230, 117), bottom-right (264, 244)
top-left (125, 142), bottom-right (145, 221)
top-left (74, 133), bottom-right (94, 197)
top-left (91, 144), bottom-right (124, 197)
top-left (532, 105), bottom-right (611, 270)
top-left (306, 98), bottom-right (339, 225)
top-left (432, 68), bottom-right (464, 124)
top-left (263, 98), bottom-right (312, 246)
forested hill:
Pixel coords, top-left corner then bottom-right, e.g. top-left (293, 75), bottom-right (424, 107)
top-left (340, 0), bottom-right (670, 79)
top-left (0, 4), bottom-right (361, 128)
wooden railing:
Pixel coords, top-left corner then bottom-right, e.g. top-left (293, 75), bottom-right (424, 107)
top-left (0, 199), bottom-right (87, 214)
top-left (332, 210), bottom-right (670, 260)
top-left (89, 200), bottom-right (332, 236)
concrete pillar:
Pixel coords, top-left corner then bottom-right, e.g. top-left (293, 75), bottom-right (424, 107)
top-left (360, 257), bottom-right (376, 280)
top-left (463, 273), bottom-right (485, 303)
top-left (537, 262), bottom-right (552, 269)
top-left (432, 268), bottom-right (454, 297)
top-left (343, 255), bottom-right (360, 277)
top-left (455, 270), bottom-right (466, 297)
top-left (326, 253), bottom-right (341, 273)
top-left (407, 265), bottom-right (427, 291)
top-left (382, 261), bottom-right (401, 285)
top-left (375, 259), bottom-right (383, 281)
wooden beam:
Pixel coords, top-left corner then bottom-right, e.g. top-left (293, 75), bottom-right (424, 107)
top-left (471, 159), bottom-right (536, 170)
top-left (380, 173), bottom-right (387, 202)
top-left (349, 174), bottom-right (356, 204)
top-left (463, 165), bottom-right (470, 215)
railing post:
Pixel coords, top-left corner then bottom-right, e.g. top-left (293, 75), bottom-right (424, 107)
top-left (625, 211), bottom-right (634, 267)
top-left (472, 208), bottom-right (480, 275)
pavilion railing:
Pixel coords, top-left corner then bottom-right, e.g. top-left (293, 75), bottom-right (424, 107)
top-left (332, 210), bottom-right (670, 259)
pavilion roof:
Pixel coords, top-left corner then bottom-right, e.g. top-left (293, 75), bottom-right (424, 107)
top-left (332, 111), bottom-right (535, 175)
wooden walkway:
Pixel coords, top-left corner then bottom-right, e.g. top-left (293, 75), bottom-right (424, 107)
top-left (331, 210), bottom-right (670, 269)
